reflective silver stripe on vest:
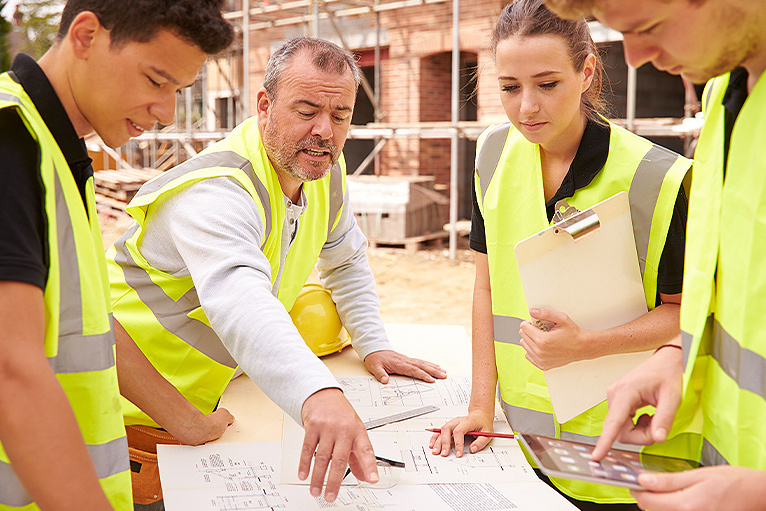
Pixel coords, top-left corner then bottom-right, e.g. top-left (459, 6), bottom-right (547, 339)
top-left (114, 153), bottom-right (343, 367)
top-left (88, 436), bottom-right (131, 479)
top-left (560, 430), bottom-right (599, 446)
top-left (113, 225), bottom-right (238, 369)
top-left (709, 318), bottom-right (766, 401)
top-left (476, 124), bottom-right (512, 201)
top-left (51, 167), bottom-right (126, 473)
top-left (500, 397), bottom-right (642, 451)
top-left (493, 315), bottom-right (523, 345)
top-left (55, 168), bottom-right (84, 338)
top-left (701, 438), bottom-right (730, 466)
top-left (476, 124), bottom-right (678, 281)
top-left (681, 330), bottom-right (694, 371)
top-left (0, 437), bottom-right (130, 507)
top-left (328, 162), bottom-right (344, 237)
top-left (496, 316), bottom-right (557, 436)
top-left (500, 397), bottom-right (556, 437)
top-left (0, 92), bottom-right (23, 105)
top-left (681, 315), bottom-right (714, 371)
top-left (683, 316), bottom-right (766, 400)
top-left (0, 461), bottom-right (33, 507)
top-left (495, 317), bottom-right (645, 448)
top-left (135, 150), bottom-right (273, 249)
top-left (0, 170), bottom-right (125, 508)
top-left (704, 83), bottom-right (716, 111)
top-left (629, 144), bottom-right (680, 277)
top-left (54, 327), bottom-right (117, 373)
top-left (50, 170), bottom-right (116, 373)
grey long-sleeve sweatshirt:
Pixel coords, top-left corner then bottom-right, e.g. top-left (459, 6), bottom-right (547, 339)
top-left (137, 176), bottom-right (393, 425)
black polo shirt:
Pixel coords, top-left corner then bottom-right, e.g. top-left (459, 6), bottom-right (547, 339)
top-left (0, 53), bottom-right (94, 290)
top-left (470, 120), bottom-right (688, 298)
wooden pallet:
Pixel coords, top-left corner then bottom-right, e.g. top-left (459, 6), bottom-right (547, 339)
top-left (94, 193), bottom-right (130, 220)
top-left (94, 168), bottom-right (162, 203)
top-left (94, 168), bottom-right (161, 220)
top-left (367, 230), bottom-right (449, 251)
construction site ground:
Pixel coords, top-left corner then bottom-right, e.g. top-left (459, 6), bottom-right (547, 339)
top-left (100, 215), bottom-right (476, 341)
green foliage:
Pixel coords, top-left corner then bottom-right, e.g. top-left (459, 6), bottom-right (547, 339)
top-left (0, 1), bottom-right (12, 71)
top-left (16, 0), bottom-right (64, 59)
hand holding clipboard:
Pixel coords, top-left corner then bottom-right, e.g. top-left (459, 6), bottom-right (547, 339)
top-left (514, 192), bottom-right (653, 423)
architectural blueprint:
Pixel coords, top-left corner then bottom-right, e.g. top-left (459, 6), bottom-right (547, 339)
top-left (336, 374), bottom-right (471, 415)
top-left (158, 371), bottom-right (576, 510)
top-left (280, 374), bottom-right (511, 486)
top-left (158, 442), bottom-right (289, 510)
top-left (158, 441), bottom-right (577, 511)
top-left (279, 417), bottom-right (534, 485)
top-left (333, 374), bottom-right (506, 424)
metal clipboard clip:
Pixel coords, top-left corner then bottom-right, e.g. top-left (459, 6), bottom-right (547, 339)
top-left (551, 200), bottom-right (600, 242)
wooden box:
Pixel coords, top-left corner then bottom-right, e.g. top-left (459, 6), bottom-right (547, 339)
top-left (347, 176), bottom-right (447, 241)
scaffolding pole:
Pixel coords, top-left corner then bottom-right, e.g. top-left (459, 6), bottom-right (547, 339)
top-left (374, 0), bottom-right (382, 174)
top-left (321, 0), bottom-right (380, 113)
top-left (627, 65), bottom-right (637, 132)
top-left (448, 0), bottom-right (459, 260)
top-left (242, 0), bottom-right (250, 119)
top-left (374, 1), bottom-right (382, 122)
top-left (312, 0), bottom-right (320, 36)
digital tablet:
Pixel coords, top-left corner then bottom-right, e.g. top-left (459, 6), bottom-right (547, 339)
top-left (518, 433), bottom-right (699, 490)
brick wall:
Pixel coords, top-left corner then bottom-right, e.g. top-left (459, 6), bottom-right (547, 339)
top-left (229, 0), bottom-right (690, 224)
top-left (235, 1), bottom-right (515, 218)
top-left (375, 0), bottom-right (507, 208)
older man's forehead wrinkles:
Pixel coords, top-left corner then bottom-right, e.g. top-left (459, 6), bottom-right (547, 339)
top-left (294, 99), bottom-right (321, 109)
top-left (290, 97), bottom-right (354, 112)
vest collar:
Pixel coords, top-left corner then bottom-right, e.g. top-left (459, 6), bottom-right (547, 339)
top-left (544, 119), bottom-right (610, 221)
top-left (723, 67), bottom-right (749, 120)
top-left (10, 53), bottom-right (91, 171)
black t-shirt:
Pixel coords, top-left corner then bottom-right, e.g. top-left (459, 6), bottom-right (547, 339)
top-left (0, 53), bottom-right (94, 290)
top-left (470, 120), bottom-right (688, 299)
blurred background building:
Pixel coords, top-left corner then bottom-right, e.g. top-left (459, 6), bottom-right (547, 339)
top-left (2, 0), bottom-right (702, 255)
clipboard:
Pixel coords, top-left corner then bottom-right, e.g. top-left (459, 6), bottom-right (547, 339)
top-left (514, 192), bottom-right (653, 424)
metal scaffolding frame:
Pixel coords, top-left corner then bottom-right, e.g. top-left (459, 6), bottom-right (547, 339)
top-left (92, 0), bottom-right (701, 258)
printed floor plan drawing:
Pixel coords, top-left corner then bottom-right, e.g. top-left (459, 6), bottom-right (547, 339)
top-left (157, 369), bottom-right (579, 510)
top-left (336, 375), bottom-right (471, 413)
top-left (159, 440), bottom-right (577, 511)
top-left (403, 445), bottom-right (521, 477)
top-left (195, 454), bottom-right (286, 509)
top-left (158, 442), bottom-right (291, 511)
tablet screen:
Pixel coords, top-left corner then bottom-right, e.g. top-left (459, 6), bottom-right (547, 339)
top-left (519, 433), bottom-right (699, 490)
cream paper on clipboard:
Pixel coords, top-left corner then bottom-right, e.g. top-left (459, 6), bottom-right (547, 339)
top-left (514, 191), bottom-right (653, 424)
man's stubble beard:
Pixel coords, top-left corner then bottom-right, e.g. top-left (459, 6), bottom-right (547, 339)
top-left (262, 117), bottom-right (340, 183)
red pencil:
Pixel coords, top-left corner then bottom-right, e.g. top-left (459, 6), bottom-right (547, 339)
top-left (425, 428), bottom-right (514, 439)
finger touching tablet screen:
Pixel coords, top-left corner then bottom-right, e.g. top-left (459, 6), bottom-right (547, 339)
top-left (518, 433), bottom-right (699, 490)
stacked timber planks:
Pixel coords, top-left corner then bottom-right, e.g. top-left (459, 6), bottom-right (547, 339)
top-left (94, 168), bottom-right (161, 219)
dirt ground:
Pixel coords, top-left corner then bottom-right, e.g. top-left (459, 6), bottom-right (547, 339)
top-left (99, 215), bottom-right (476, 339)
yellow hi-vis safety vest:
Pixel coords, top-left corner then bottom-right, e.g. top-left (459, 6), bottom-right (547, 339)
top-left (475, 120), bottom-right (700, 503)
top-left (107, 117), bottom-right (346, 427)
top-left (0, 74), bottom-right (131, 510)
top-left (681, 70), bottom-right (766, 468)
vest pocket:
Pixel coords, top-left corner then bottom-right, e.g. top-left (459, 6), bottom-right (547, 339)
top-left (525, 381), bottom-right (550, 399)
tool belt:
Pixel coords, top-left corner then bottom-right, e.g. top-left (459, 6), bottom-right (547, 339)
top-left (126, 425), bottom-right (180, 506)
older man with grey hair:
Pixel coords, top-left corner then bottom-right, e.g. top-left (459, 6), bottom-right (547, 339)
top-left (107, 37), bottom-right (447, 504)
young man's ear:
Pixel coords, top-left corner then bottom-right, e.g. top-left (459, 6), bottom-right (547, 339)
top-left (67, 11), bottom-right (105, 59)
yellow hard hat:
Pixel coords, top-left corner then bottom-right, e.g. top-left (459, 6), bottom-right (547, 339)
top-left (289, 283), bottom-right (352, 357)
